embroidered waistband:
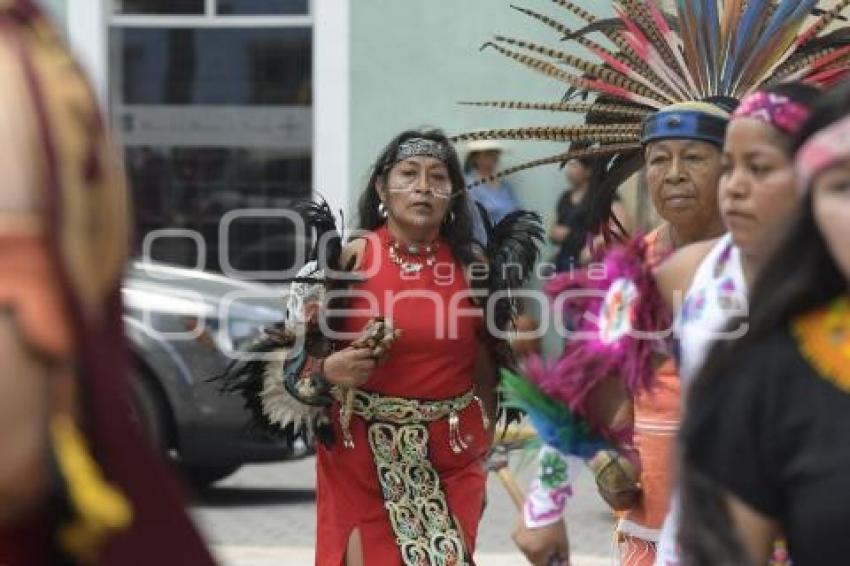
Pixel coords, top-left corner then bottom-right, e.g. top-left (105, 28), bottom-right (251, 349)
top-left (332, 387), bottom-right (477, 424)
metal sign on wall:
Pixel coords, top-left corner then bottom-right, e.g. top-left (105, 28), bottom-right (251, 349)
top-left (115, 105), bottom-right (312, 150)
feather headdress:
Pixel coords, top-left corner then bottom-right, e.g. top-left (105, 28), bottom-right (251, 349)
top-left (457, 0), bottom-right (850, 233)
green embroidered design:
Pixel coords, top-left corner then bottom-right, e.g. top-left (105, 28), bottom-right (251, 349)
top-left (368, 422), bottom-right (469, 566)
top-left (540, 451), bottom-right (569, 490)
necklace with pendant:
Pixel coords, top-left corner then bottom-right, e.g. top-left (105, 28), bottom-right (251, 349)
top-left (387, 239), bottom-right (439, 275)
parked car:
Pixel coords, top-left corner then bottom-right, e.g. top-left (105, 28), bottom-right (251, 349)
top-left (122, 261), bottom-right (306, 486)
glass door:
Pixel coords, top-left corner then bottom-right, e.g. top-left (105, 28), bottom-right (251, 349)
top-left (109, 1), bottom-right (313, 278)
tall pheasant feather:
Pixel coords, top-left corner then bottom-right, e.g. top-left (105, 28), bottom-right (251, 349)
top-left (458, 0), bottom-right (850, 227)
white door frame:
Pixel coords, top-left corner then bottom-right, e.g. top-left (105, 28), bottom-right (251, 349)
top-left (312, 0), bottom-right (350, 217)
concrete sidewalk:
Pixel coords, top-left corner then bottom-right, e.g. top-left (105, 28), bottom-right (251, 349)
top-left (213, 545), bottom-right (613, 566)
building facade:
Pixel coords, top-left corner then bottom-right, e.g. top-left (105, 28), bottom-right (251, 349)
top-left (47, 0), bottom-right (648, 276)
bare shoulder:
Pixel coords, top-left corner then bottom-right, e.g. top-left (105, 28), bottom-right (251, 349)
top-left (340, 238), bottom-right (367, 270)
top-left (654, 237), bottom-right (721, 307)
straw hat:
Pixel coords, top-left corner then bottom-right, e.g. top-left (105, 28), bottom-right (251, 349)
top-left (457, 138), bottom-right (508, 157)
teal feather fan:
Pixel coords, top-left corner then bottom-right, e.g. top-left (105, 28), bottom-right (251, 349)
top-left (500, 367), bottom-right (611, 460)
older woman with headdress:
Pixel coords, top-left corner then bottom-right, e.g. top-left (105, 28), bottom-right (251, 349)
top-left (514, 99), bottom-right (730, 566)
top-left (218, 128), bottom-right (544, 566)
top-left (0, 2), bottom-right (215, 565)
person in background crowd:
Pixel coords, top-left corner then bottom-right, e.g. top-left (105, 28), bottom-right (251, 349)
top-left (550, 157), bottom-right (632, 273)
top-left (464, 139), bottom-right (521, 244)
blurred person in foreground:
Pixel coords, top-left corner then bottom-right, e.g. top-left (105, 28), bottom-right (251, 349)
top-left (681, 79), bottom-right (850, 566)
top-left (0, 2), bottom-right (214, 564)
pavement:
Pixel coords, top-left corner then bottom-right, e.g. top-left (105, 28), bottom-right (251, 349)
top-left (192, 453), bottom-right (617, 566)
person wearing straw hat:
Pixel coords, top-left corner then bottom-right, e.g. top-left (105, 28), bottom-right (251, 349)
top-left (462, 139), bottom-right (521, 244)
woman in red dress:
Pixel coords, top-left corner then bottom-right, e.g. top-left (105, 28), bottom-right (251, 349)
top-left (220, 129), bottom-right (543, 566)
top-left (317, 130), bottom-right (521, 566)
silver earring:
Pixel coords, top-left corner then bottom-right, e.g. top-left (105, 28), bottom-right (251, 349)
top-left (444, 211), bottom-right (455, 225)
top-left (378, 202), bottom-right (388, 218)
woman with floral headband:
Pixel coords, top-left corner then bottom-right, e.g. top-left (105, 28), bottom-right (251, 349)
top-left (218, 128), bottom-right (543, 566)
top-left (649, 80), bottom-right (822, 566)
top-left (679, 80), bottom-right (850, 566)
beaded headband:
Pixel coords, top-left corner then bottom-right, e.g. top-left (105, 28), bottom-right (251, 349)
top-left (642, 108), bottom-right (730, 148)
top-left (733, 92), bottom-right (811, 137)
top-left (391, 138), bottom-right (451, 166)
top-left (796, 115), bottom-right (850, 194)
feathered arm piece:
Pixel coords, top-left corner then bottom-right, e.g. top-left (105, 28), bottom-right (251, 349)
top-left (470, 210), bottom-right (543, 428)
top-left (211, 255), bottom-right (340, 444)
top-left (482, 210), bottom-right (545, 333)
top-left (503, 364), bottom-right (642, 517)
top-left (531, 236), bottom-right (672, 416)
top-left (211, 322), bottom-right (333, 443)
top-left (294, 197), bottom-right (342, 273)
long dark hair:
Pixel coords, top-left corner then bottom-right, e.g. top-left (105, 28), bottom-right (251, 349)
top-left (357, 128), bottom-right (477, 265)
top-left (679, 80), bottom-right (850, 566)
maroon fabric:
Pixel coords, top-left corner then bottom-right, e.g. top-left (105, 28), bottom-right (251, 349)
top-left (0, 514), bottom-right (51, 566)
top-left (0, 3), bottom-right (215, 564)
top-left (83, 294), bottom-right (216, 566)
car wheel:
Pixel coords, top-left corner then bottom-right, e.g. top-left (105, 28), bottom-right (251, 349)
top-left (130, 368), bottom-right (171, 451)
top-left (183, 464), bottom-right (241, 487)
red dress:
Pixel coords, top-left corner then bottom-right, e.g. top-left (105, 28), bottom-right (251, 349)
top-left (315, 226), bottom-right (489, 565)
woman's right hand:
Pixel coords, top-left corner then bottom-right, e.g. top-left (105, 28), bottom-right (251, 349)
top-left (323, 347), bottom-right (377, 388)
